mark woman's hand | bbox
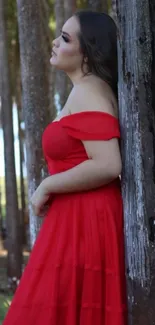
[31,181,51,217]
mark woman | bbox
[3,10,127,325]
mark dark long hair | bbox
[75,10,118,97]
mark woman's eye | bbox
[62,35,69,43]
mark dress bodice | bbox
[42,111,120,175]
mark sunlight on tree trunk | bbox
[16,70,27,246]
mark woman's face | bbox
[50,16,83,73]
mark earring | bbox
[84,57,88,63]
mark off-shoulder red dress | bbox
[3,111,127,325]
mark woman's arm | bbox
[31,138,121,216]
[42,138,122,194]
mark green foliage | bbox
[0,295,12,323]
[46,0,55,35]
[1,206,6,220]
[48,0,89,37]
[77,0,88,9]
[7,0,17,45]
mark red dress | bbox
[3,111,128,325]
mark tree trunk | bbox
[149,0,155,173]
[16,70,26,246]
[102,0,108,13]
[64,0,77,94]
[13,21,27,247]
[0,191,2,242]
[64,0,76,20]
[40,0,56,120]
[17,106,27,246]
[16,0,50,247]
[54,0,67,112]
[109,0,117,23]
[88,0,102,12]
[0,0,22,281]
[116,0,155,324]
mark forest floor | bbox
[0,239,30,323]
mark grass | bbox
[0,294,12,324]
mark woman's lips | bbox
[52,50,57,56]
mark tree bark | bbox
[102,0,108,13]
[116,0,155,323]
[16,0,50,247]
[88,0,102,12]
[40,0,56,120]
[109,0,117,23]
[16,70,27,246]
[64,0,77,94]
[149,0,155,180]
[54,0,67,112]
[0,191,2,242]
[64,0,76,20]
[17,106,27,246]
[0,0,22,281]
[13,26,27,247]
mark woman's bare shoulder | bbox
[67,82,118,118]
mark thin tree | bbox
[116,0,155,323]
[64,0,76,20]
[102,0,108,13]
[16,0,50,247]
[0,190,2,242]
[88,0,102,12]
[12,24,27,247]
[54,0,67,112]
[110,0,117,22]
[0,0,22,283]
[64,0,77,94]
[40,0,56,120]
[54,0,77,112]
[16,70,27,246]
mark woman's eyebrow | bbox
[61,29,71,39]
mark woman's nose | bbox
[52,37,59,48]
